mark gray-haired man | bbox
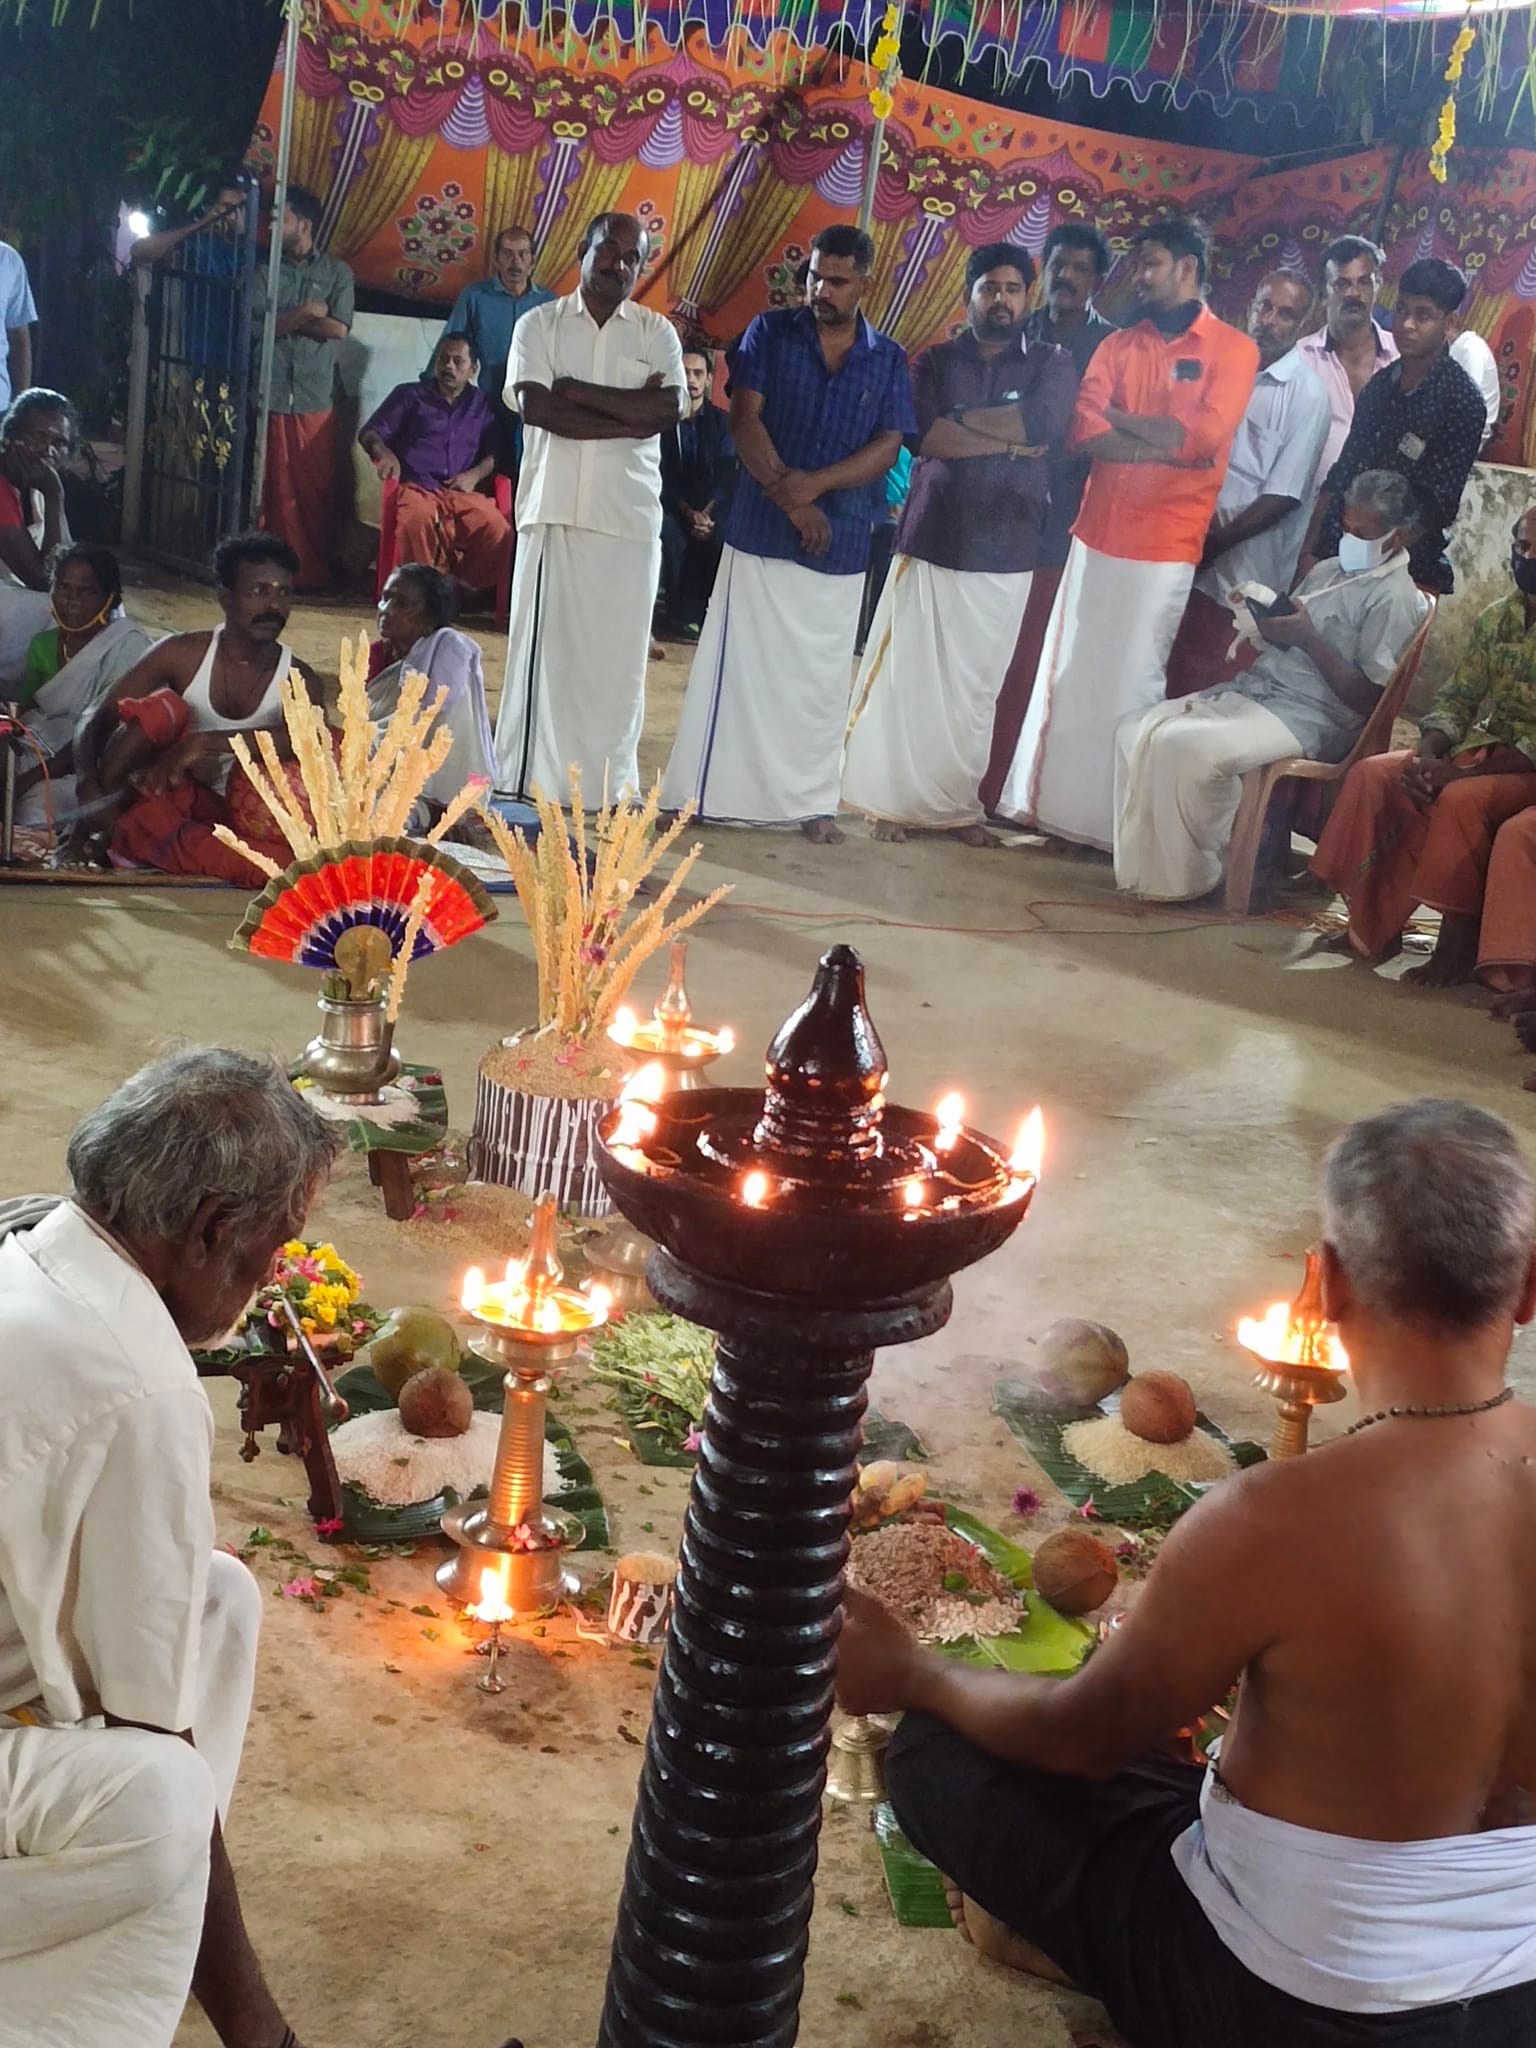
[840,1096,1536,2048]
[0,1049,340,2048]
[1114,467,1429,902]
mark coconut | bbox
[397,1366,474,1439]
[366,1305,461,1400]
[1027,1319,1130,1410]
[1120,1370,1198,1446]
[1030,1528,1119,1615]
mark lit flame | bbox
[610,1099,659,1150]
[620,1060,666,1102]
[538,1298,562,1334]
[1010,1107,1045,1182]
[503,1253,525,1292]
[741,1170,770,1207]
[587,1282,612,1317]
[461,1265,485,1313]
[935,1091,965,1153]
[718,1026,736,1056]
[1237,1301,1349,1372]
[471,1562,512,1625]
[903,1179,924,1209]
[610,1006,639,1048]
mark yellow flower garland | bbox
[869,0,900,125]
[1430,22,1476,185]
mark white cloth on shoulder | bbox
[842,555,1032,831]
[997,538,1193,851]
[15,615,154,827]
[662,545,858,825]
[494,522,656,802]
[368,625,493,806]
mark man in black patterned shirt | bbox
[1298,257,1485,595]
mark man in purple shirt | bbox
[360,334,511,595]
[842,242,1076,844]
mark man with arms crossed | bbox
[493,212,683,802]
[842,1096,1536,2046]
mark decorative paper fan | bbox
[216,637,501,1021]
[232,839,495,973]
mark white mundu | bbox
[661,546,860,825]
[997,537,1193,850]
[0,1200,261,2048]
[494,290,684,802]
[843,555,1032,830]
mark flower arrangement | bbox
[1429,22,1476,185]
[869,0,901,122]
[245,1239,382,1348]
[586,1311,714,1456]
[481,772,731,1065]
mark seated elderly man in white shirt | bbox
[1115,468,1429,904]
[1164,270,1332,698]
[493,211,684,804]
[0,1048,341,2048]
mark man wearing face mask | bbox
[841,243,1075,845]
[1163,269,1330,698]
[1313,507,1536,983]
[995,217,1258,852]
[1298,257,1485,597]
[1115,469,1426,903]
[0,1050,341,2048]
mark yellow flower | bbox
[881,0,899,27]
[870,85,894,119]
[1445,22,1475,80]
[873,34,899,67]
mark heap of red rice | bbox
[848,1521,1022,1641]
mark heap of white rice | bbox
[331,1409,515,1507]
[1062,1413,1235,1487]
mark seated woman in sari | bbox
[6,543,152,832]
[370,562,493,833]
[0,388,73,685]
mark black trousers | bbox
[887,1713,1536,2048]
[659,509,723,630]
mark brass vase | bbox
[301,992,401,1104]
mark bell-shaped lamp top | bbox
[753,945,889,1166]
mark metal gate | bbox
[124,186,261,574]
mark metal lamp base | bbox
[435,1503,581,1615]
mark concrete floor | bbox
[5,567,1536,2048]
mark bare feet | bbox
[941,1875,1077,1986]
[1402,911,1478,988]
[801,816,844,845]
[871,820,908,843]
[954,823,999,849]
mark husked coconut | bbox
[397,1366,474,1439]
[1030,1527,1119,1615]
[1120,1370,1198,1446]
[1019,1320,1130,1410]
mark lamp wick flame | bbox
[461,1264,486,1313]
[1011,1106,1045,1181]
[741,1169,770,1207]
[472,1562,512,1624]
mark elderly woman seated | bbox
[1113,468,1428,905]
[369,561,494,838]
[5,543,152,833]
[0,387,76,685]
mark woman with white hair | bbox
[1114,466,1428,904]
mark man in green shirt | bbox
[1313,506,1536,983]
[252,186,353,591]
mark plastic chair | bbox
[1222,594,1437,916]
[374,473,515,615]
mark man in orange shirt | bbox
[996,218,1258,849]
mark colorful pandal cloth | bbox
[842,555,1033,832]
[1311,747,1536,961]
[493,523,657,803]
[661,544,859,826]
[997,539,1194,851]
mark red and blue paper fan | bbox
[230,839,497,972]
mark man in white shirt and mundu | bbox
[0,1049,340,2048]
[493,211,685,803]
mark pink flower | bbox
[1011,1486,1042,1519]
[279,1576,320,1599]
[1075,1496,1099,1521]
[314,1517,345,1537]
[683,1428,702,1452]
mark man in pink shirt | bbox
[1297,236,1397,494]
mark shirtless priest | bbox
[841,1096,1536,2048]
[0,1051,341,2048]
[56,531,321,879]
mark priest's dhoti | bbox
[1114,690,1302,900]
[495,524,658,802]
[997,540,1194,851]
[0,1552,260,2048]
[842,556,1032,831]
[661,546,858,825]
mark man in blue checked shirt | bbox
[661,223,916,842]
